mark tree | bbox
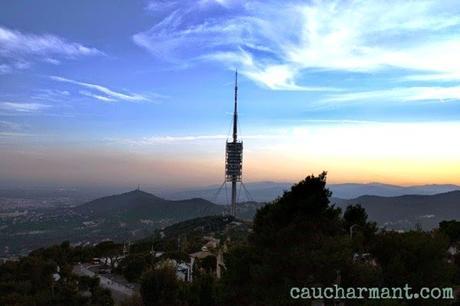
[439,220,460,244]
[182,273,218,306]
[91,287,114,306]
[221,173,363,305]
[0,243,115,306]
[198,256,217,274]
[140,267,180,306]
[120,254,150,282]
[119,294,144,306]
[371,231,455,289]
[344,204,368,230]
[344,204,377,252]
[94,241,122,268]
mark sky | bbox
[1,0,460,190]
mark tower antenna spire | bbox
[233,69,238,143]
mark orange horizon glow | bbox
[1,122,459,188]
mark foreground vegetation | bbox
[0,241,113,305]
[2,173,460,305]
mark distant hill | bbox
[163,182,460,203]
[332,190,460,230]
[0,189,264,257]
[76,189,223,221]
[329,183,460,199]
[75,189,263,222]
[4,187,460,257]
[163,181,292,204]
[71,190,263,251]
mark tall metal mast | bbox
[233,70,238,143]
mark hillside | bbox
[5,187,460,257]
[139,215,252,245]
[330,183,460,199]
[160,215,238,238]
[2,190,263,257]
[135,215,253,257]
[333,190,460,230]
[76,189,223,221]
[164,182,460,203]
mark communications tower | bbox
[225,71,243,216]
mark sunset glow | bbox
[1,0,460,189]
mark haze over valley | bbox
[2,182,460,258]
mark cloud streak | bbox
[111,133,276,146]
[50,76,148,102]
[0,26,102,57]
[0,25,102,73]
[0,120,22,131]
[0,102,50,112]
[325,86,460,103]
[135,0,460,92]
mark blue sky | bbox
[1,0,460,189]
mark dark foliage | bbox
[220,173,358,304]
[140,267,180,306]
[440,220,460,244]
[0,243,113,306]
[3,174,459,306]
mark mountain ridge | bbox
[333,190,460,230]
[162,182,460,203]
[77,187,460,232]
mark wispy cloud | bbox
[0,25,102,73]
[0,64,11,74]
[111,133,275,146]
[0,102,50,112]
[31,89,70,102]
[325,86,460,103]
[135,0,460,91]
[0,120,22,131]
[79,90,117,102]
[0,120,33,140]
[132,135,228,144]
[0,61,30,74]
[43,58,61,65]
[50,76,148,102]
[145,0,179,12]
[402,73,460,82]
[0,26,102,57]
